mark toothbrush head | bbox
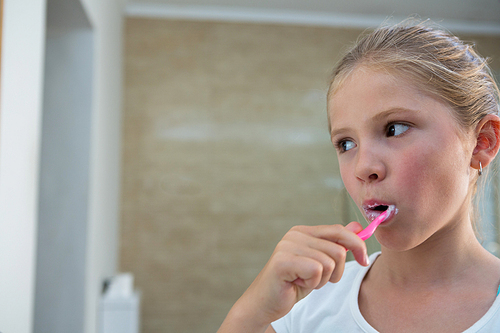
[357,205,396,241]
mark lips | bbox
[362,201,397,223]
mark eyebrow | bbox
[329,107,420,137]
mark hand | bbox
[218,222,369,333]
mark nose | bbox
[354,146,386,183]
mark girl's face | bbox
[328,67,476,251]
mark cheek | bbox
[338,163,357,198]
[395,152,435,204]
[394,145,469,213]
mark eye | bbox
[386,123,410,137]
[336,139,356,153]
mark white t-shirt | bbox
[271,252,500,333]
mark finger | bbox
[328,245,347,283]
[291,234,348,283]
[345,222,370,266]
[281,230,351,285]
[276,238,337,289]
[345,221,364,234]
[293,224,369,267]
[274,252,323,291]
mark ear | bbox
[471,114,500,171]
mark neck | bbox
[374,220,493,287]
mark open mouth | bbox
[363,203,395,223]
[372,205,389,212]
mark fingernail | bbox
[364,253,370,266]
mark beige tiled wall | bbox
[121,18,500,333]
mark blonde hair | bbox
[328,20,500,234]
[328,20,500,130]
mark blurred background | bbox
[1,1,500,333]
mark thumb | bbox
[345,221,364,234]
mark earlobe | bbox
[471,114,500,171]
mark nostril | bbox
[369,173,378,180]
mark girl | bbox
[218,20,500,332]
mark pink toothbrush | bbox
[357,205,395,241]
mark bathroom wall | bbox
[0,0,124,332]
[121,17,500,333]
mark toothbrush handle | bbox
[357,228,374,241]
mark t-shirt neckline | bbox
[348,252,500,333]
